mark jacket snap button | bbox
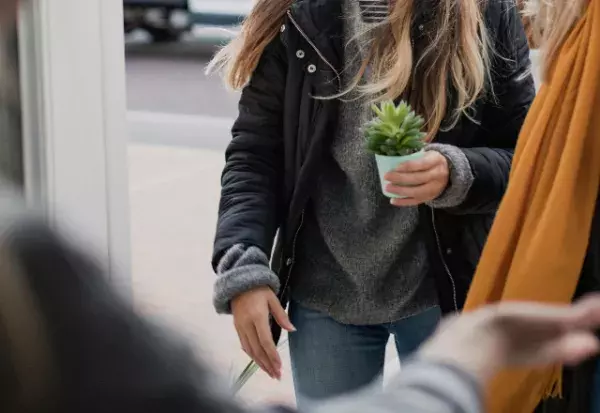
[296,50,305,59]
[418,24,424,31]
[280,24,286,32]
[446,248,453,255]
[307,64,317,73]
[286,258,293,266]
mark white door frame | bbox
[17,0,131,288]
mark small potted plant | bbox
[364,100,428,198]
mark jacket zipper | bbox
[279,210,305,297]
[286,10,342,90]
[430,207,459,312]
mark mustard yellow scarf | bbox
[463,1,600,412]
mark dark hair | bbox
[0,217,245,413]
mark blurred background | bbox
[0,0,542,407]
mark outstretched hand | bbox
[418,295,600,383]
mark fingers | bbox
[383,151,449,205]
[238,330,272,378]
[269,296,296,332]
[493,299,600,331]
[234,297,280,379]
[246,326,279,379]
[535,333,600,367]
[566,294,600,330]
[255,318,282,379]
[237,319,279,379]
[393,151,442,173]
[387,182,441,203]
[234,293,295,380]
[384,169,438,187]
[384,151,447,183]
[390,197,423,207]
[492,299,600,368]
[556,333,600,366]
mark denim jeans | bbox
[288,301,441,408]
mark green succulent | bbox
[364,100,427,157]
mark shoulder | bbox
[287,0,344,36]
[483,0,519,18]
[290,0,342,15]
[482,0,528,57]
[482,0,521,35]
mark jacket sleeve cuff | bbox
[213,244,280,314]
[426,143,474,209]
[306,359,483,413]
[386,360,484,413]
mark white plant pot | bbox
[375,151,425,199]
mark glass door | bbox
[0,22,23,188]
[16,0,132,287]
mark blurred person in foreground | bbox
[0,0,17,20]
[460,0,600,412]
[2,186,600,413]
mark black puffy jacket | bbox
[212,0,535,338]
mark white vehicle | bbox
[188,0,252,27]
[124,0,251,43]
[124,0,192,42]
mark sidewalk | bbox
[128,143,295,404]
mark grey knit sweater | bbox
[288,0,433,324]
[213,0,475,319]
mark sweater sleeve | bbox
[213,244,280,314]
[303,360,483,413]
[426,143,475,209]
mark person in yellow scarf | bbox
[463,0,600,412]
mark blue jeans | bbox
[288,301,441,407]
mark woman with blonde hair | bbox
[461,0,600,412]
[209,0,534,406]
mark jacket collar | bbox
[287,0,433,74]
[288,0,344,72]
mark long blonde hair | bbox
[208,0,492,139]
[524,0,587,80]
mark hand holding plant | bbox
[365,100,449,205]
[384,152,449,206]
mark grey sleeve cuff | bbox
[385,360,483,413]
[213,244,280,314]
[426,143,474,209]
[307,360,482,413]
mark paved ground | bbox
[125,37,541,406]
[126,41,238,118]
[128,144,298,405]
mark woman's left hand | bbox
[384,151,449,207]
